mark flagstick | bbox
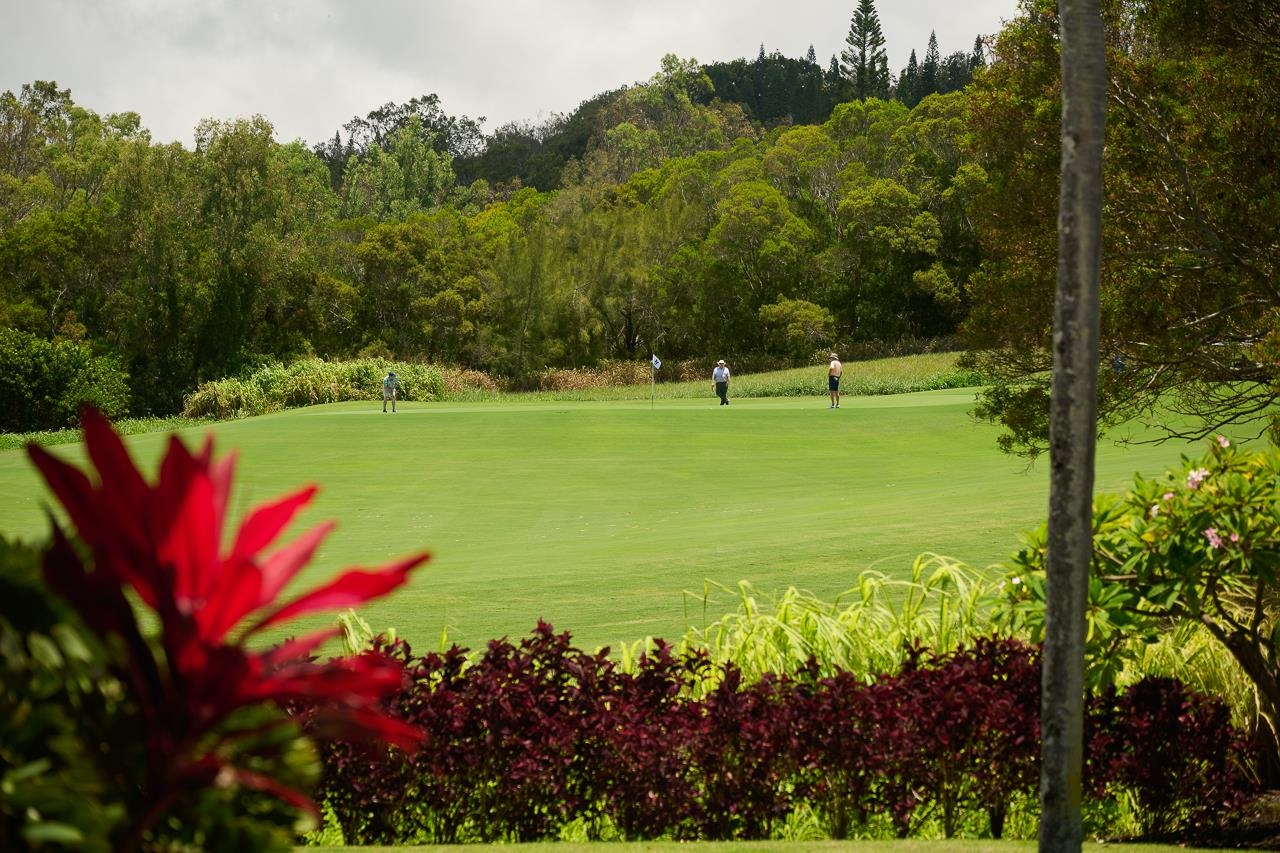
[650,354,661,408]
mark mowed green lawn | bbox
[0,389,1212,653]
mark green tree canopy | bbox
[962,0,1280,456]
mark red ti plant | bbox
[26,407,429,850]
[1087,677,1257,839]
[794,665,882,840]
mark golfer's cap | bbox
[717,359,726,365]
[830,353,839,359]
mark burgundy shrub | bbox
[1087,676,1258,839]
[579,641,706,840]
[683,664,803,840]
[391,641,476,843]
[434,621,608,842]
[867,638,1041,838]
[311,623,1253,846]
[309,638,423,844]
[793,666,881,839]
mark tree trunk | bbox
[1041,2,1106,853]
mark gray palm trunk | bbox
[1041,1,1106,852]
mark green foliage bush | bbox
[997,435,1280,776]
[0,534,308,852]
[182,358,451,419]
[0,536,122,849]
[0,328,129,432]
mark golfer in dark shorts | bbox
[828,353,842,408]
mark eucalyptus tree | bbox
[472,187,558,380]
[337,93,485,161]
[191,116,334,378]
[578,55,758,186]
[0,85,148,348]
[702,179,816,351]
[836,177,945,340]
[822,98,909,179]
[895,92,985,319]
[106,137,206,412]
[353,207,486,361]
[337,116,455,220]
[762,125,843,240]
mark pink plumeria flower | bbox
[1162,492,1175,502]
[1229,532,1241,544]
[1204,527,1224,549]
[1187,468,1210,489]
[1216,434,1231,448]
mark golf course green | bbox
[0,389,1216,653]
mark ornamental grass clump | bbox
[182,358,450,418]
[4,407,430,852]
[684,554,998,682]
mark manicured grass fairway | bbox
[0,390,1211,653]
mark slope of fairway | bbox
[0,390,1213,652]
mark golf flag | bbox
[651,354,662,370]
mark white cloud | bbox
[1,0,1019,147]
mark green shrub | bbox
[182,376,273,420]
[0,328,130,432]
[182,358,457,419]
[0,536,126,847]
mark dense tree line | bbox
[961,0,1280,454]
[0,50,981,421]
[465,26,986,192]
[2,0,1274,454]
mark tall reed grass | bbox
[181,358,461,419]
[615,554,1002,684]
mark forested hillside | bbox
[2,0,1275,452]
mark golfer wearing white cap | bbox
[712,359,731,405]
[382,370,400,413]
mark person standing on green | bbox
[712,359,731,405]
[827,353,842,408]
[382,370,400,413]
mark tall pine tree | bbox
[839,0,891,100]
[898,49,921,106]
[969,35,986,71]
[919,30,941,100]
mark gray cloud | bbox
[1,0,1019,147]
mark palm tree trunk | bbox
[1041,2,1107,853]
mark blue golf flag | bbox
[651,354,661,370]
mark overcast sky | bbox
[3,0,1022,148]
